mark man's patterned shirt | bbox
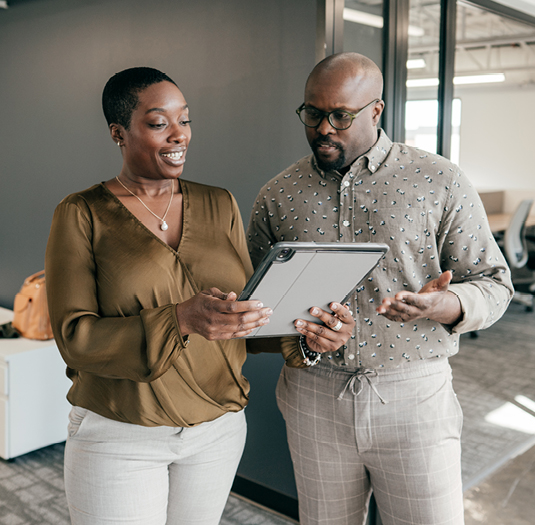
[246,130,513,369]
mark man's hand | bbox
[376,271,462,326]
[294,302,356,353]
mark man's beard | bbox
[312,138,346,172]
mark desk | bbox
[487,213,535,234]
[0,307,71,459]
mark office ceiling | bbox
[4,0,535,86]
[346,0,535,87]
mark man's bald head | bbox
[302,52,385,173]
[306,52,383,101]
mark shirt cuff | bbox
[171,303,190,348]
[447,283,490,334]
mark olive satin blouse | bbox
[45,180,253,427]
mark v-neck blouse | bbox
[45,179,253,427]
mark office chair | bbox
[502,199,534,311]
[469,199,534,339]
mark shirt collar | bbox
[311,128,392,179]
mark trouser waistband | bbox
[311,357,451,404]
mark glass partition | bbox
[405,98,461,163]
[454,1,535,196]
[405,0,441,152]
[343,0,384,68]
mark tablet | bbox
[239,242,389,338]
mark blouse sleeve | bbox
[227,191,254,282]
[45,198,189,383]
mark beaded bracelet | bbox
[298,335,321,367]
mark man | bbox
[246,53,513,525]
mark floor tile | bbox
[464,442,535,525]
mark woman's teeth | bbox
[162,152,183,159]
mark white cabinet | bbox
[0,307,71,459]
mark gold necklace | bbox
[115,176,174,231]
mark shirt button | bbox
[343,181,350,187]
[343,220,350,227]
[348,354,355,360]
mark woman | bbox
[45,67,273,524]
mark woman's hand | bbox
[294,302,355,353]
[176,288,272,340]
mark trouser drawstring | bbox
[337,369,388,404]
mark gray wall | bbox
[0,0,316,501]
[0,0,314,306]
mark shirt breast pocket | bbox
[367,206,429,272]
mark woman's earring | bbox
[117,141,121,147]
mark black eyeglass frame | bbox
[296,98,382,130]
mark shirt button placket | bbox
[339,176,352,239]
[339,173,354,364]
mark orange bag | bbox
[12,270,54,340]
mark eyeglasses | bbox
[296,98,381,130]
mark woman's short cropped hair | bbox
[102,67,178,129]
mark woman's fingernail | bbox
[257,302,264,308]
[262,318,270,325]
[266,308,273,316]
[295,320,304,327]
[331,303,338,310]
[311,308,318,315]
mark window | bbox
[405,98,461,164]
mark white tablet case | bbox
[240,242,388,338]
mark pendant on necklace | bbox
[161,221,169,231]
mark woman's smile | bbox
[160,148,186,167]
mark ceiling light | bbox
[407,59,426,69]
[343,8,382,28]
[408,26,425,38]
[407,73,506,88]
[453,73,505,85]
[343,8,425,37]
[407,78,440,88]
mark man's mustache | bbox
[312,137,342,150]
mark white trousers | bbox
[277,358,464,525]
[64,407,246,525]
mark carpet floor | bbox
[1,301,534,524]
